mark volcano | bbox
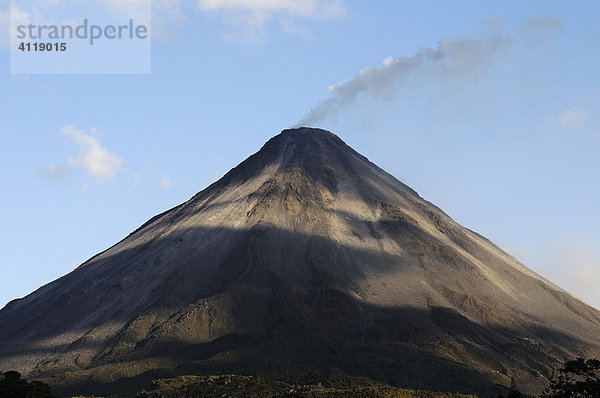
[1,128,599,396]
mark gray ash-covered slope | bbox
[1,128,600,396]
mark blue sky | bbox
[0,0,599,309]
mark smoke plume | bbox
[297,18,559,127]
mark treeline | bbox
[505,357,600,398]
[136,373,478,398]
[0,370,54,398]
[136,357,600,398]
[2,357,598,397]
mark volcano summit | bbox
[1,128,599,396]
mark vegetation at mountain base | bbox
[6,357,600,397]
[500,390,527,398]
[135,371,479,398]
[133,360,600,398]
[64,358,600,398]
[0,370,55,398]
[541,357,600,398]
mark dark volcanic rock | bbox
[1,128,599,396]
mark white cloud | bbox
[197,0,345,18]
[131,172,141,189]
[96,0,148,14]
[219,8,269,41]
[61,125,123,182]
[68,257,81,269]
[279,18,314,38]
[560,107,591,130]
[197,0,345,40]
[38,164,71,180]
[3,4,51,49]
[158,176,172,188]
[2,0,341,46]
[537,241,600,310]
[0,7,7,48]
[93,0,152,25]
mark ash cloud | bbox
[297,18,560,127]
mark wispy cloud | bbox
[95,0,151,17]
[538,240,600,310]
[158,176,172,188]
[197,0,345,19]
[279,18,314,38]
[0,4,30,49]
[197,0,346,41]
[0,5,8,48]
[2,0,343,47]
[560,107,591,130]
[131,172,141,189]
[68,257,81,270]
[60,125,123,182]
[38,164,71,181]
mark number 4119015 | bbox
[18,42,67,52]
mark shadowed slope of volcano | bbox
[1,128,600,396]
